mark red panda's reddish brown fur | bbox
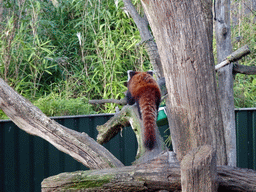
[126,71,161,150]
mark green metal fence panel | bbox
[252,111,256,170]
[3,109,256,192]
[0,114,169,192]
[236,110,250,168]
[235,108,256,170]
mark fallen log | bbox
[42,151,256,192]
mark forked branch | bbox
[97,104,167,164]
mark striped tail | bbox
[139,93,158,150]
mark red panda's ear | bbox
[147,70,154,76]
[127,70,136,81]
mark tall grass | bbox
[0,0,254,120]
[231,0,256,108]
[0,0,151,118]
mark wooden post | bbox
[181,145,218,192]
[215,0,236,167]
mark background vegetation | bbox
[0,0,255,119]
[231,0,256,107]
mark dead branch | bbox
[123,0,164,78]
[89,98,127,105]
[215,45,251,70]
[233,64,256,75]
[42,151,181,192]
[96,105,130,145]
[97,104,167,164]
[0,78,124,169]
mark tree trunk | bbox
[141,0,227,165]
[181,145,218,192]
[215,0,237,167]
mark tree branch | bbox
[233,64,256,75]
[96,105,131,145]
[42,152,181,192]
[214,44,256,75]
[123,0,152,43]
[89,98,127,105]
[215,45,251,70]
[0,78,124,169]
[97,104,167,164]
[123,0,164,78]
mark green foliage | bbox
[34,93,94,117]
[234,74,256,108]
[0,0,255,120]
[231,5,256,108]
[0,0,150,118]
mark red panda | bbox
[126,70,161,150]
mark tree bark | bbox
[141,0,227,165]
[215,0,236,167]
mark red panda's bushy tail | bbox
[139,89,159,150]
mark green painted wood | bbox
[123,126,137,165]
[33,130,48,190]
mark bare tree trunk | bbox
[215,0,236,167]
[141,0,227,165]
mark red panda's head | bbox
[127,70,154,83]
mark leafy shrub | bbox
[34,93,95,117]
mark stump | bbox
[181,145,217,192]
